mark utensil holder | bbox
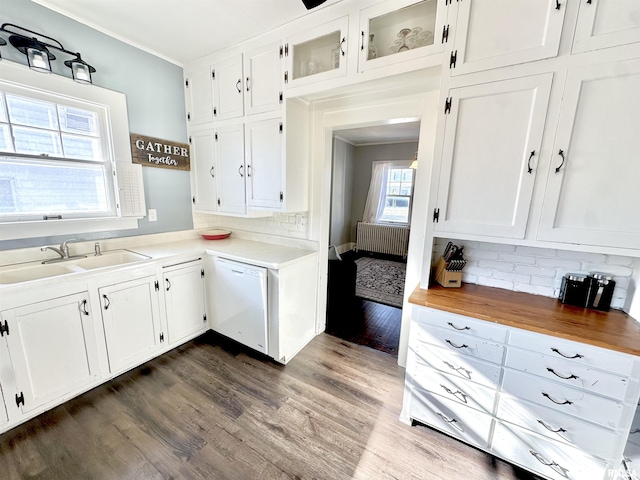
[434,256,462,288]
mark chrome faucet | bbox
[41,239,86,263]
[41,244,66,259]
[60,239,76,258]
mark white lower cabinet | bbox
[403,304,640,480]
[0,292,100,414]
[164,260,207,346]
[98,276,163,374]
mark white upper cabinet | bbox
[358,0,447,73]
[185,64,215,126]
[99,276,163,374]
[434,73,553,239]
[245,117,284,210]
[213,54,245,120]
[189,129,218,213]
[244,43,282,115]
[538,59,640,250]
[285,16,349,88]
[1,292,100,414]
[451,0,566,76]
[572,0,640,54]
[216,123,247,215]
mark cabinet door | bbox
[185,64,214,126]
[99,276,163,373]
[190,129,218,212]
[451,0,565,76]
[213,54,244,120]
[358,0,447,73]
[434,73,553,238]
[216,123,247,215]
[245,117,284,210]
[2,292,99,414]
[572,0,640,54]
[285,16,348,88]
[538,59,640,249]
[244,43,282,115]
[164,262,206,346]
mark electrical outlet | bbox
[148,209,157,222]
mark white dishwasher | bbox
[212,257,269,354]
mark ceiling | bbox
[32,0,344,65]
[334,121,421,146]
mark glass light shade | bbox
[71,62,92,84]
[27,46,51,73]
[409,159,418,169]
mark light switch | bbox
[148,209,157,222]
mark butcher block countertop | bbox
[409,283,640,357]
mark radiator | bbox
[356,222,410,257]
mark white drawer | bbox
[412,362,497,414]
[413,342,502,389]
[501,369,628,429]
[413,323,505,365]
[409,387,493,450]
[414,306,508,343]
[505,347,632,402]
[509,329,636,377]
[497,395,621,460]
[492,422,609,480]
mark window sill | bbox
[0,217,140,241]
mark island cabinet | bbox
[0,290,101,416]
[97,274,164,375]
[402,284,640,480]
[449,0,565,76]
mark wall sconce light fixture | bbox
[0,23,96,84]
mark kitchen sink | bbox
[0,249,151,284]
[72,250,150,270]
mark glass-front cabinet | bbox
[285,16,349,88]
[358,0,448,72]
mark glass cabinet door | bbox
[359,0,448,72]
[285,16,349,88]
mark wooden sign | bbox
[130,134,190,171]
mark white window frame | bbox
[379,161,415,226]
[0,61,140,241]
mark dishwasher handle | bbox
[231,269,244,275]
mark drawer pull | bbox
[630,429,640,435]
[529,450,569,477]
[551,347,584,359]
[546,367,578,380]
[447,322,470,331]
[436,412,458,424]
[445,339,468,349]
[537,419,567,434]
[443,361,472,380]
[440,384,468,403]
[542,392,573,406]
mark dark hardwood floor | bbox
[0,332,540,480]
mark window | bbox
[0,88,114,222]
[379,166,414,224]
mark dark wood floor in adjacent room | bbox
[0,332,541,480]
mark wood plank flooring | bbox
[0,332,541,480]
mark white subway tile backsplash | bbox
[193,211,310,240]
[435,238,636,310]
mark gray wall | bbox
[329,138,355,247]
[350,142,419,240]
[0,0,191,250]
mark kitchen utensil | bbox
[559,273,590,307]
[443,242,453,260]
[198,229,231,240]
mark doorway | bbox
[325,121,420,356]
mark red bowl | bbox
[198,229,231,240]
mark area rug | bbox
[354,257,406,308]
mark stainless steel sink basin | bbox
[0,249,151,284]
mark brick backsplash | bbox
[433,239,635,310]
[192,211,309,239]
